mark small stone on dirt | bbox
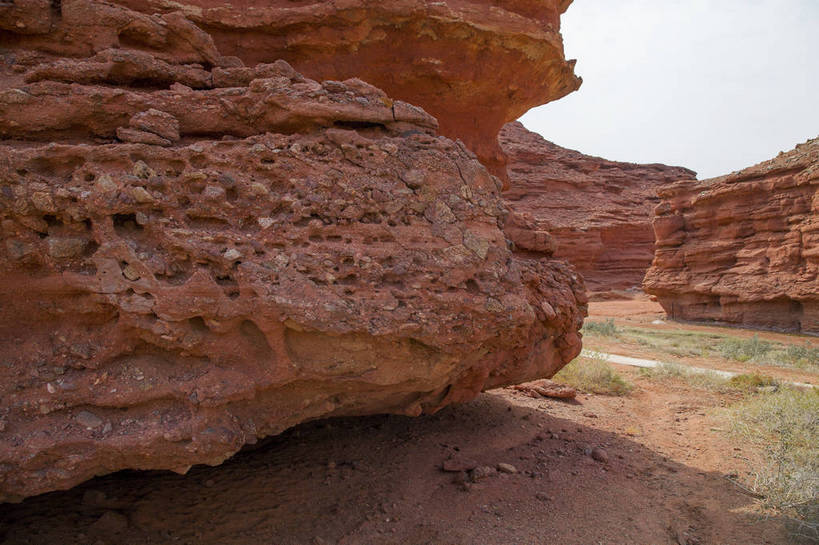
[497,463,518,474]
[535,492,550,502]
[469,466,496,482]
[442,457,479,472]
[89,511,128,535]
[591,447,609,463]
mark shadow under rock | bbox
[0,393,791,545]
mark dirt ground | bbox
[0,300,806,545]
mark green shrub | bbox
[582,319,619,337]
[719,334,773,362]
[781,343,819,370]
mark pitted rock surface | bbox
[0,2,585,501]
[500,122,696,293]
[644,138,818,334]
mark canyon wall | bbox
[644,138,818,334]
[0,1,585,501]
[500,122,696,293]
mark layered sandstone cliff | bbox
[57,0,581,181]
[500,122,697,292]
[0,1,585,501]
[644,138,818,334]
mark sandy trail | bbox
[583,349,817,389]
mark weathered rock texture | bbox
[0,1,585,501]
[14,0,582,180]
[644,138,819,334]
[500,122,697,292]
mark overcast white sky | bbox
[519,0,819,179]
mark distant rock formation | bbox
[0,1,585,501]
[644,138,818,334]
[500,122,696,293]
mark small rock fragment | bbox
[442,457,479,472]
[223,248,241,260]
[469,466,496,482]
[591,447,609,464]
[132,161,155,179]
[512,379,576,399]
[130,187,155,204]
[497,463,518,474]
[89,511,128,535]
[129,109,180,142]
[116,127,172,147]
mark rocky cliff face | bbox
[71,0,582,181]
[0,1,585,501]
[500,122,696,292]
[644,138,818,334]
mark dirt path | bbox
[584,349,817,389]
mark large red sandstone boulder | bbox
[644,138,818,334]
[0,1,585,501]
[500,122,696,293]
[3,0,581,180]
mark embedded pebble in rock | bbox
[0,1,586,502]
[75,411,104,430]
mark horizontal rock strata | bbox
[0,1,586,501]
[644,138,818,334]
[500,122,696,292]
[20,0,582,180]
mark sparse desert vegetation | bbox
[638,361,778,393]
[582,300,819,543]
[725,388,819,542]
[553,354,633,396]
[582,320,819,371]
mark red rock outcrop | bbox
[0,1,586,501]
[2,0,581,180]
[644,138,818,334]
[500,122,697,293]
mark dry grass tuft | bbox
[553,355,632,396]
[581,319,619,337]
[639,362,778,393]
[725,388,819,542]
